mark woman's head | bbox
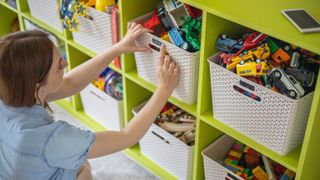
[0,30,67,108]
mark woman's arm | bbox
[87,45,180,158]
[46,23,150,102]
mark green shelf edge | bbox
[200,111,300,172]
[125,70,198,117]
[0,1,18,13]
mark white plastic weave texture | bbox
[208,53,314,155]
[133,104,194,180]
[27,0,62,32]
[72,7,113,53]
[202,135,244,180]
[80,84,123,130]
[131,13,200,104]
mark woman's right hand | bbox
[157,45,180,96]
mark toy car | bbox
[162,0,189,28]
[246,43,271,60]
[233,32,267,57]
[157,7,175,31]
[271,48,291,65]
[216,34,243,53]
[236,59,270,76]
[285,67,315,87]
[289,51,301,68]
[227,53,255,70]
[269,68,305,99]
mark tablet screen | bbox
[284,10,320,29]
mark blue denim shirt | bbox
[0,101,95,180]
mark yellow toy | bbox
[236,60,270,76]
[95,0,116,12]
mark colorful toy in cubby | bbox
[59,0,118,31]
[140,0,202,52]
[154,102,196,145]
[215,31,319,99]
[92,68,123,100]
[223,142,295,180]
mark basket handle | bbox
[151,131,170,144]
[233,85,261,102]
[89,90,105,102]
[148,38,163,52]
[225,172,242,180]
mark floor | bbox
[50,103,159,180]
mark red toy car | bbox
[233,32,267,57]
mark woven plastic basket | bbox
[27,0,62,32]
[208,53,314,155]
[80,84,123,130]
[72,7,113,53]
[129,12,200,104]
[202,135,244,180]
[132,102,194,180]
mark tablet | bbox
[282,9,320,33]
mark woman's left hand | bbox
[117,22,152,54]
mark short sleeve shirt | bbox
[0,101,95,180]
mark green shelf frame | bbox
[1,0,320,179]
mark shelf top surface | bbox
[201,111,300,172]
[182,0,320,54]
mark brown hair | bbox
[0,30,55,109]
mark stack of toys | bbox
[92,68,123,100]
[215,31,319,99]
[141,0,202,52]
[155,102,196,145]
[58,0,117,31]
[223,141,295,180]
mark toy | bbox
[266,38,280,54]
[271,48,291,65]
[289,51,301,68]
[143,10,161,31]
[233,32,267,57]
[59,0,91,31]
[269,68,305,99]
[169,28,184,46]
[285,67,315,87]
[252,166,268,180]
[216,34,243,53]
[104,71,123,100]
[246,43,271,60]
[227,54,255,70]
[157,7,175,31]
[236,60,270,77]
[180,16,201,51]
[184,4,202,19]
[160,33,172,42]
[162,0,189,28]
[95,0,116,12]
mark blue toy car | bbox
[216,34,243,53]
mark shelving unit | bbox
[1,0,319,179]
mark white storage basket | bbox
[129,13,200,104]
[208,53,314,155]
[27,0,62,32]
[132,102,194,180]
[202,135,244,180]
[72,7,113,53]
[80,84,123,130]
